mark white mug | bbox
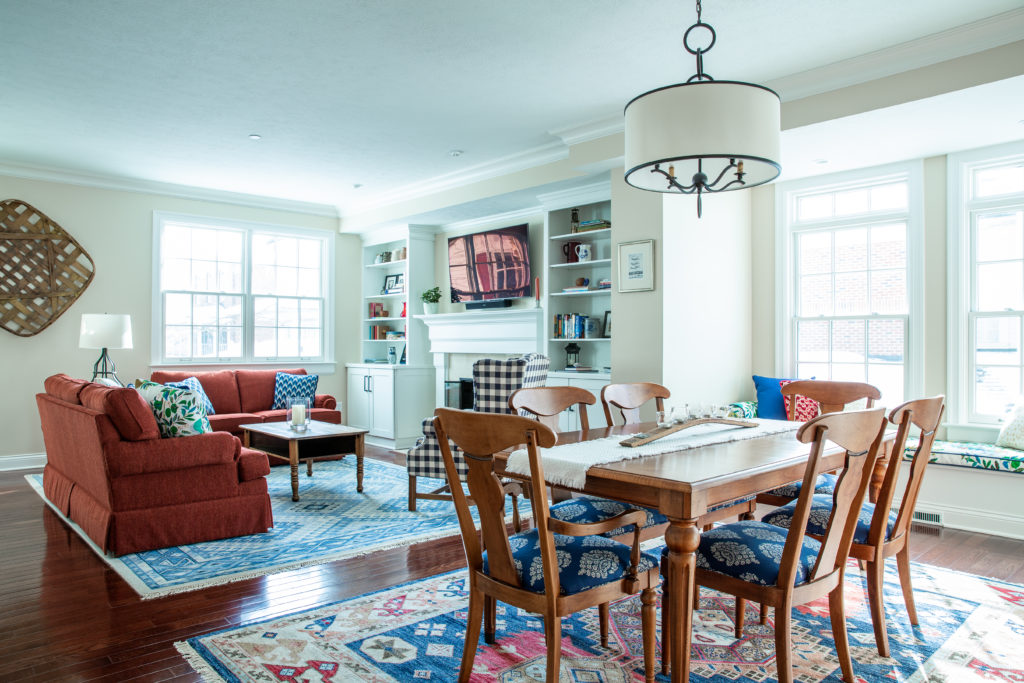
[575,244,592,262]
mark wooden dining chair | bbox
[757,380,882,506]
[763,395,945,657]
[600,382,670,426]
[509,385,596,432]
[661,408,887,683]
[433,407,660,683]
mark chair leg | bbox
[458,587,483,683]
[641,588,657,683]
[829,581,856,683]
[408,475,416,512]
[760,603,769,624]
[702,523,713,532]
[511,494,521,534]
[896,546,919,625]
[774,603,793,683]
[544,613,563,682]
[735,597,746,638]
[484,595,497,644]
[865,560,891,657]
[598,602,610,647]
[661,572,672,676]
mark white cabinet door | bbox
[346,369,371,431]
[369,369,395,438]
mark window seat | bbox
[904,438,1024,475]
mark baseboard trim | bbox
[0,453,46,471]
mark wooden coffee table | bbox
[240,421,368,501]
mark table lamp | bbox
[79,314,133,386]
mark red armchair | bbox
[37,374,273,555]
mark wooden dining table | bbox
[494,421,894,683]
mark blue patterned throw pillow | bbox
[271,372,318,409]
[165,376,215,415]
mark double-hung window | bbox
[779,164,922,406]
[950,143,1024,424]
[153,212,333,364]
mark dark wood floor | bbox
[3,448,1023,682]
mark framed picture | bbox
[602,310,611,338]
[383,274,399,292]
[395,273,406,291]
[617,239,654,292]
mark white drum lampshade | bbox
[79,314,133,385]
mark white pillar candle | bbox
[291,403,306,425]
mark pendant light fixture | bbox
[624,0,781,217]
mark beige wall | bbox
[662,191,753,407]
[0,174,360,459]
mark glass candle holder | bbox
[287,396,311,432]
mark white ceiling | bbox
[2,0,1023,224]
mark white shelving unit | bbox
[543,193,613,373]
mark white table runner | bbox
[505,418,800,488]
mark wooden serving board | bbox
[619,417,759,448]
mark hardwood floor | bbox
[2,449,1023,682]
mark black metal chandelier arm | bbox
[703,177,748,193]
[706,159,739,187]
[650,166,700,193]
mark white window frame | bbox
[948,140,1024,427]
[151,211,335,367]
[775,161,925,403]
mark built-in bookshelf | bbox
[542,188,612,373]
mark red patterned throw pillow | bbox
[779,380,820,421]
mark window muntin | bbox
[788,174,913,406]
[155,215,330,364]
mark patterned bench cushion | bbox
[549,495,667,538]
[661,520,821,587]
[905,439,1024,475]
[481,528,659,595]
[762,493,898,545]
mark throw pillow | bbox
[271,372,319,409]
[779,379,821,422]
[135,380,213,438]
[996,402,1024,450]
[752,375,795,420]
[164,376,216,415]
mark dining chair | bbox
[661,407,887,683]
[433,407,660,683]
[600,382,670,426]
[757,380,882,507]
[509,384,596,432]
[763,395,945,657]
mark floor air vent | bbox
[912,511,943,525]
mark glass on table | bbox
[656,407,674,428]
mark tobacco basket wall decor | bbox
[0,199,95,337]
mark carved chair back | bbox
[780,380,881,419]
[600,382,670,426]
[509,385,597,433]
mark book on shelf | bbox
[384,331,405,340]
[369,324,391,340]
[553,313,591,339]
[561,286,591,293]
[573,219,611,233]
[596,278,611,289]
[561,365,595,372]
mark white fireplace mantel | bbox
[415,308,545,404]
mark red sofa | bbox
[149,368,341,436]
[37,374,273,556]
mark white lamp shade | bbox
[624,80,781,192]
[79,314,133,350]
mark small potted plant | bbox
[421,286,442,314]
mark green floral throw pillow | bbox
[136,380,213,438]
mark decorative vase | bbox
[423,302,438,315]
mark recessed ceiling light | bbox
[248,134,262,141]
[812,158,829,165]
[448,149,464,158]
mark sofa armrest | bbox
[108,432,240,477]
[314,394,336,410]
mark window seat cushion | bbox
[905,439,1024,475]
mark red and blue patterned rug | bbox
[176,557,1024,681]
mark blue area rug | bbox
[26,458,509,599]
[176,560,1024,681]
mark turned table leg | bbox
[289,439,300,501]
[665,518,700,683]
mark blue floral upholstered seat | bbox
[548,493,757,538]
[762,493,899,544]
[661,520,822,587]
[483,527,660,595]
[763,472,838,498]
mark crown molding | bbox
[340,142,569,218]
[536,180,611,211]
[438,206,543,234]
[549,115,623,147]
[0,161,339,218]
[767,9,1024,101]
